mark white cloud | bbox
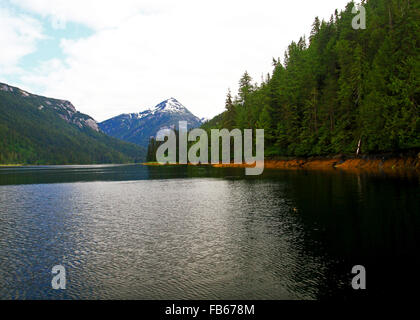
[0,7,44,75]
[10,0,351,121]
[10,0,173,30]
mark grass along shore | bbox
[143,153,420,174]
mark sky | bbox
[0,0,352,122]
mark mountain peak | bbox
[154,98,186,113]
[99,97,202,147]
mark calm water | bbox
[0,165,419,300]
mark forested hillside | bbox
[207,0,419,157]
[0,83,145,164]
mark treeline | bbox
[146,131,182,162]
[206,0,419,157]
[146,137,161,162]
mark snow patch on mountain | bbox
[154,98,186,113]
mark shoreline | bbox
[2,155,419,175]
[143,154,420,175]
[213,157,419,173]
[0,163,135,167]
[0,164,23,167]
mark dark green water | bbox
[0,165,419,300]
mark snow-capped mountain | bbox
[154,97,188,113]
[99,98,203,147]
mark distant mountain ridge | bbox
[1,83,100,132]
[0,82,145,164]
[99,98,202,147]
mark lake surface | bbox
[0,165,419,300]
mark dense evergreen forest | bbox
[0,86,145,165]
[203,0,419,158]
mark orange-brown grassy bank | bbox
[212,155,420,175]
[143,154,420,175]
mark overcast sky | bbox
[0,0,352,121]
